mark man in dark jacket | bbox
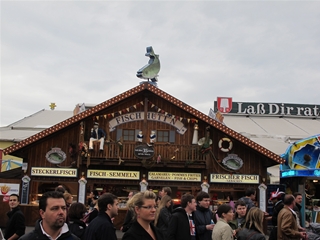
[167,193,197,240]
[84,193,119,240]
[19,191,79,240]
[5,194,25,240]
[193,191,214,240]
[229,200,247,238]
[89,122,106,150]
[293,192,303,227]
[268,188,284,240]
[238,187,256,211]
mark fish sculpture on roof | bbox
[136,46,160,83]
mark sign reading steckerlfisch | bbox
[214,100,320,117]
[148,172,201,182]
[87,170,140,180]
[210,174,259,184]
[31,167,77,177]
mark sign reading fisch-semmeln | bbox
[214,101,320,117]
[31,167,77,177]
[210,174,259,184]
[87,170,140,180]
[148,172,201,182]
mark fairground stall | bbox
[280,134,320,226]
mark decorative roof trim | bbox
[3,83,284,164]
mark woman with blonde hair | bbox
[154,195,172,236]
[122,191,164,240]
[237,207,266,240]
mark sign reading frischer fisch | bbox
[214,99,320,117]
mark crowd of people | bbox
[1,185,309,240]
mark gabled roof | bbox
[3,83,284,164]
[0,109,73,141]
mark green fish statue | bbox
[137,46,160,82]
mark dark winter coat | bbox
[229,217,246,238]
[68,218,86,240]
[19,220,79,240]
[193,205,213,240]
[84,212,117,240]
[5,206,25,239]
[91,128,106,139]
[237,228,266,240]
[122,209,134,232]
[156,206,171,236]
[271,200,284,226]
[293,203,302,226]
[122,220,165,240]
[167,207,194,240]
[88,208,98,223]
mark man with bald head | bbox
[277,194,306,240]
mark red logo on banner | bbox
[217,97,232,113]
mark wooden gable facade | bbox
[1,83,284,227]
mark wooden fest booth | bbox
[0,83,283,230]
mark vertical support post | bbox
[78,172,87,204]
[298,183,305,227]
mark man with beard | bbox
[84,193,119,240]
[19,191,79,240]
[293,192,303,227]
[4,194,25,240]
[193,191,214,240]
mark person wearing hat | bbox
[89,122,106,151]
[268,188,285,240]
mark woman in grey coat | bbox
[211,204,234,240]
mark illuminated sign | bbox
[31,167,77,177]
[281,169,320,178]
[148,172,201,182]
[214,101,320,117]
[210,174,259,184]
[87,170,140,180]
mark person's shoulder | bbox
[228,219,237,228]
[152,225,165,240]
[70,233,81,240]
[122,231,139,240]
[18,231,36,240]
[122,224,141,240]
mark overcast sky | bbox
[1,1,319,127]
